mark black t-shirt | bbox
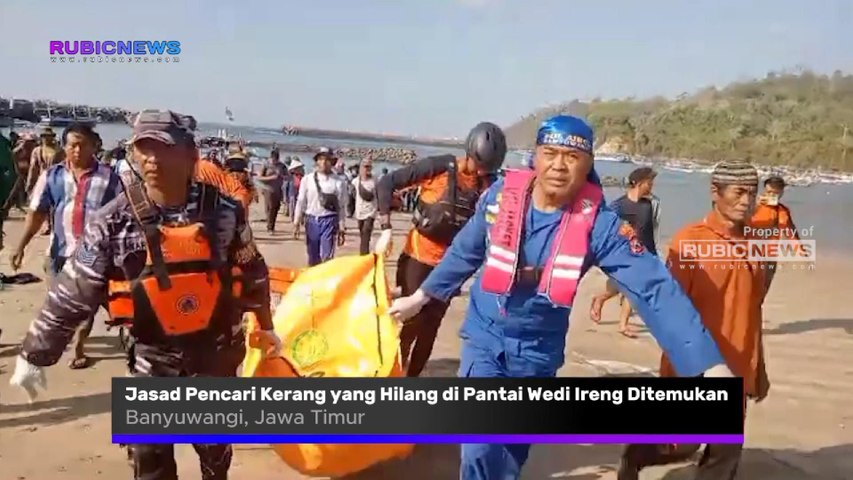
[611,195,657,255]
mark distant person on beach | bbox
[3,132,37,218]
[375,122,506,378]
[26,127,61,195]
[8,110,281,478]
[293,147,348,266]
[27,127,63,236]
[256,150,288,233]
[649,191,661,247]
[286,157,304,221]
[351,159,377,255]
[619,161,768,480]
[346,163,359,218]
[387,115,732,479]
[0,131,14,249]
[750,175,800,291]
[589,167,659,338]
[9,123,122,370]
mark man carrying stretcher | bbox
[388,114,733,480]
[9,110,282,480]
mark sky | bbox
[1,0,851,138]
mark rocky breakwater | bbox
[245,141,418,163]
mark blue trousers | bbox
[306,214,338,266]
[458,339,559,480]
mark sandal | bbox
[68,356,92,369]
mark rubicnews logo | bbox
[678,239,817,263]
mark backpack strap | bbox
[197,183,225,270]
[119,176,171,290]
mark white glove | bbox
[257,329,283,358]
[374,229,393,257]
[9,355,47,402]
[387,289,430,323]
[703,364,735,377]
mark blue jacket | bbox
[419,177,724,377]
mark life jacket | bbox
[480,169,603,308]
[411,158,482,245]
[105,180,244,343]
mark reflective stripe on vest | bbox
[480,168,603,308]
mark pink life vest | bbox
[480,169,603,308]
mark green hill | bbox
[504,71,853,170]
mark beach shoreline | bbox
[0,204,850,479]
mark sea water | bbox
[5,123,852,255]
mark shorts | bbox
[605,278,620,295]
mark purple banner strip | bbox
[113,434,744,445]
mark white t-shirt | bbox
[351,177,377,220]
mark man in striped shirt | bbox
[8,123,122,369]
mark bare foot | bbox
[619,327,638,339]
[589,295,605,323]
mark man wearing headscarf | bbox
[618,161,768,480]
[388,115,732,480]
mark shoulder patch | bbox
[75,243,99,267]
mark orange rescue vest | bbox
[105,181,243,343]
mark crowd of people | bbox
[0,110,803,480]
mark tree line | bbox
[504,70,853,171]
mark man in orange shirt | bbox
[195,157,253,211]
[618,161,770,480]
[375,122,507,377]
[750,176,799,292]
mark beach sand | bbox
[0,205,850,480]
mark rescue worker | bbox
[618,161,769,480]
[8,110,282,480]
[293,147,348,266]
[387,115,733,480]
[223,149,257,203]
[9,123,123,370]
[195,155,253,211]
[376,122,507,377]
[750,175,800,292]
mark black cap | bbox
[628,167,657,185]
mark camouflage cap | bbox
[130,109,195,146]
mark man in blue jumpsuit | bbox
[388,115,733,480]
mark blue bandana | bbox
[535,115,594,154]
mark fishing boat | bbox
[37,104,96,128]
[595,154,632,163]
